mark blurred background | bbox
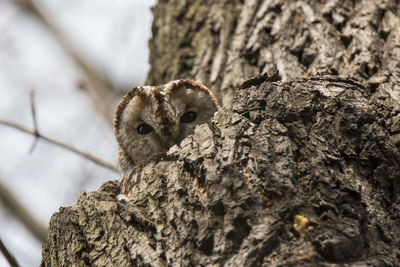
[0,0,156,265]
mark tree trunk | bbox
[147,0,400,108]
[41,1,400,266]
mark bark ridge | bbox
[41,76,400,266]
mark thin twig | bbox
[29,89,39,153]
[0,238,20,267]
[0,119,118,172]
[12,0,117,125]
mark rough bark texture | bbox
[42,1,400,266]
[147,0,400,108]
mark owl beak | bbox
[159,129,181,149]
[166,138,177,148]
[167,134,182,148]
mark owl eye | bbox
[180,111,197,123]
[137,123,153,135]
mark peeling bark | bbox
[42,1,400,266]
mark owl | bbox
[114,80,219,196]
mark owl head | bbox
[114,80,218,170]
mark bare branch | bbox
[12,0,117,125]
[0,181,46,244]
[0,238,20,267]
[0,120,119,172]
[28,89,39,153]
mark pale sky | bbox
[0,0,156,266]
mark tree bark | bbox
[41,1,400,266]
[147,0,400,107]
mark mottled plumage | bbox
[114,80,218,197]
